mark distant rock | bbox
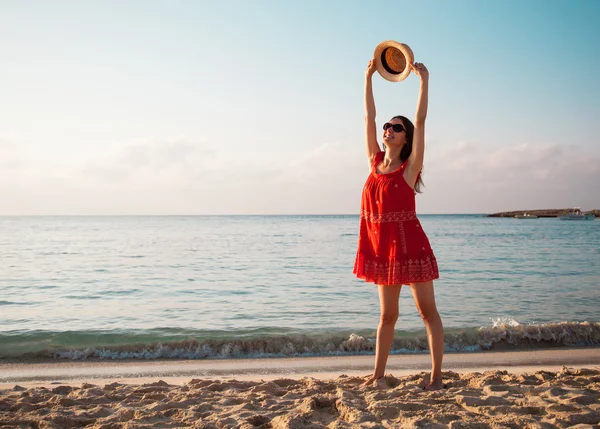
[488,209,599,218]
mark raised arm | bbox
[405,62,429,186]
[364,59,380,167]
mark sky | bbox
[0,0,599,215]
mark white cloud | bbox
[0,139,30,171]
[420,141,600,213]
[1,138,598,215]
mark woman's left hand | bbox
[411,62,429,81]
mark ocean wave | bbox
[0,321,598,361]
[0,300,40,306]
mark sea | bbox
[0,215,599,361]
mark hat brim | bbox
[373,41,414,82]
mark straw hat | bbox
[373,40,414,82]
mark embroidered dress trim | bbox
[399,223,407,255]
[360,210,417,223]
[353,253,439,286]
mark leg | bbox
[410,280,445,390]
[361,284,401,387]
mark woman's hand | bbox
[411,62,429,82]
[365,58,377,79]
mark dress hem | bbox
[353,272,440,286]
[353,252,440,286]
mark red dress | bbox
[353,151,439,286]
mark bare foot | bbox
[423,378,446,391]
[360,374,384,388]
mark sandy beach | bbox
[1,348,599,428]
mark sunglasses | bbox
[383,122,405,133]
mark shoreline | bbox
[487,208,600,218]
[2,347,599,388]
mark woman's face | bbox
[382,117,407,147]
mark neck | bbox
[383,146,403,165]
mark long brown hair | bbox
[390,115,424,193]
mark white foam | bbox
[490,317,521,328]
[22,321,600,361]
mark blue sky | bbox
[1,0,598,214]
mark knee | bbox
[417,306,439,323]
[380,311,398,326]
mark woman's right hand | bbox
[365,58,377,79]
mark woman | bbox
[354,58,444,390]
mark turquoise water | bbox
[0,215,598,360]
